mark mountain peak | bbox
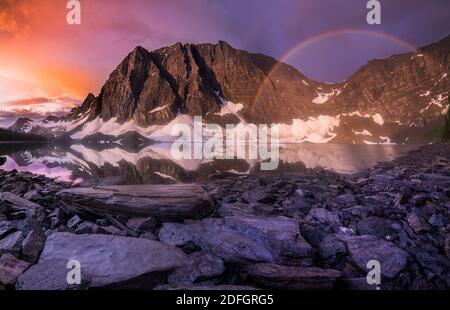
[131,45,150,55]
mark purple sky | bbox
[190,0,450,82]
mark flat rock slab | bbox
[56,184,215,222]
[17,232,187,289]
[159,216,313,265]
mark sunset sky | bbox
[0,0,449,127]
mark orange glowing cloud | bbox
[0,96,79,116]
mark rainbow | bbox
[252,28,421,105]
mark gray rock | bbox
[344,205,375,219]
[414,251,448,276]
[356,216,398,239]
[16,258,90,290]
[159,219,275,263]
[217,202,250,217]
[248,203,275,216]
[67,215,82,230]
[343,235,409,279]
[319,235,347,268]
[282,196,311,216]
[445,236,450,260]
[410,194,430,207]
[307,208,341,230]
[241,189,272,203]
[22,230,46,263]
[49,208,64,229]
[428,214,445,227]
[407,213,431,234]
[74,222,99,234]
[18,233,187,289]
[0,192,45,224]
[0,231,24,257]
[224,216,312,264]
[246,263,342,289]
[0,254,30,285]
[336,194,357,206]
[300,224,327,248]
[168,252,225,285]
[161,215,313,265]
[218,202,274,217]
[126,217,157,233]
[23,190,43,201]
[0,221,16,239]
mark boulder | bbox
[407,213,431,234]
[16,258,90,290]
[159,219,275,263]
[0,231,24,257]
[224,216,312,264]
[22,230,46,263]
[168,252,225,285]
[241,188,273,204]
[0,254,30,285]
[17,232,187,289]
[307,208,341,230]
[160,216,313,264]
[246,263,342,289]
[356,216,398,239]
[0,192,46,224]
[343,235,409,279]
[319,234,347,268]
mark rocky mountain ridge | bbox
[8,35,449,144]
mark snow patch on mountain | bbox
[419,93,448,114]
[215,100,244,117]
[69,115,191,142]
[312,89,341,104]
[372,113,384,125]
[364,136,395,145]
[149,104,169,113]
[353,129,372,136]
[277,115,340,143]
[153,171,178,181]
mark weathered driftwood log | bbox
[56,184,215,222]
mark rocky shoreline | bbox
[1,144,449,290]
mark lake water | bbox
[0,142,420,184]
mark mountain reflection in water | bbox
[0,143,420,185]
